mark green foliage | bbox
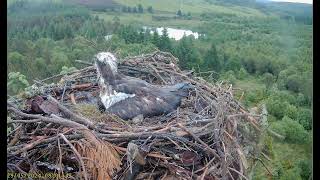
[223,56,241,72]
[264,135,275,158]
[277,65,311,103]
[269,138,313,179]
[49,50,71,73]
[299,73,312,103]
[269,90,297,106]
[202,43,221,73]
[244,87,268,105]
[221,70,236,84]
[177,9,182,16]
[267,115,277,123]
[121,6,127,12]
[60,66,78,75]
[137,4,143,13]
[273,161,285,179]
[152,30,161,47]
[147,6,153,13]
[297,108,312,130]
[279,167,302,180]
[117,25,143,44]
[8,51,25,73]
[132,6,137,13]
[296,93,308,107]
[237,67,248,80]
[297,159,312,180]
[115,42,157,57]
[285,74,302,93]
[103,33,157,57]
[266,98,289,119]
[285,104,298,120]
[7,72,29,95]
[158,28,172,52]
[8,1,93,41]
[271,116,308,144]
[242,57,257,74]
[262,72,274,89]
[174,36,201,70]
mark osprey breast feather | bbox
[94,52,193,120]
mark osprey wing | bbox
[113,78,154,95]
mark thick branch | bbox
[7,107,88,129]
[47,96,94,128]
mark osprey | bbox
[94,52,193,120]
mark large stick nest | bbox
[7,51,263,180]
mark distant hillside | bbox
[255,1,312,24]
[112,0,311,19]
[114,0,266,17]
[66,0,120,10]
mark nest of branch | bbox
[7,51,263,180]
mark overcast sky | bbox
[271,0,312,4]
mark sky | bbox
[271,0,312,4]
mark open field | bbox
[66,0,269,28]
[114,0,267,17]
[67,0,119,8]
[94,12,204,28]
[89,0,272,32]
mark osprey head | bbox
[93,52,135,111]
[94,52,118,86]
[94,52,118,75]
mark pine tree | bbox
[138,4,144,13]
[133,7,138,13]
[174,35,200,69]
[122,6,127,12]
[137,28,145,43]
[144,28,152,42]
[177,10,182,16]
[203,43,220,72]
[112,16,120,32]
[159,28,172,52]
[152,30,161,47]
[147,6,153,13]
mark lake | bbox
[105,27,201,41]
[143,26,200,41]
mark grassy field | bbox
[89,0,278,33]
[93,0,269,31]
[252,141,312,179]
[94,12,204,28]
[114,0,267,17]
[67,0,271,30]
[67,0,119,8]
[235,78,265,92]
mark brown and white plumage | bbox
[94,52,193,120]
